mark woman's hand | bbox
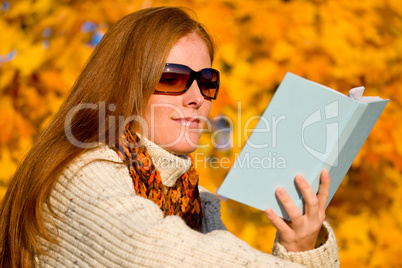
[265,169,331,252]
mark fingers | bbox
[266,173,330,252]
[265,208,291,233]
[295,175,319,218]
[317,169,331,213]
[268,171,330,229]
[275,187,303,224]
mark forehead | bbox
[166,32,211,71]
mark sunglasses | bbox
[155,63,220,100]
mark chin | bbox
[168,143,197,155]
[167,135,200,155]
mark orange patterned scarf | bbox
[115,125,203,231]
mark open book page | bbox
[348,86,383,103]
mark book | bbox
[217,72,389,219]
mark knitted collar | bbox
[138,134,192,188]
[115,125,203,231]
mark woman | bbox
[0,6,339,267]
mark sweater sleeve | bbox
[272,221,339,267]
[198,185,227,233]
[37,147,338,268]
[197,184,339,267]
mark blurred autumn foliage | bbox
[1,0,401,266]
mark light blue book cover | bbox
[217,72,389,219]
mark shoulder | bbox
[56,144,133,198]
[69,144,124,169]
[67,144,128,174]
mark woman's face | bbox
[143,32,212,155]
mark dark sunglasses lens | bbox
[199,69,219,98]
[157,72,190,93]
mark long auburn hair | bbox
[0,6,215,267]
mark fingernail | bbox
[296,175,305,184]
[277,187,285,196]
[266,209,273,216]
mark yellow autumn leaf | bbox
[32,0,52,15]
[40,70,70,95]
[0,106,35,145]
[0,20,21,55]
[0,108,16,145]
[0,148,18,184]
[271,41,295,62]
[11,42,46,76]
[20,84,49,120]
[5,0,31,17]
[0,69,15,93]
[337,212,375,263]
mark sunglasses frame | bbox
[154,63,220,100]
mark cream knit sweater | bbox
[36,138,339,267]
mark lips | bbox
[171,117,200,128]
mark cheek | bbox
[145,96,173,121]
[144,99,184,142]
[143,97,174,136]
[147,105,173,130]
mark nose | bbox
[183,79,205,108]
